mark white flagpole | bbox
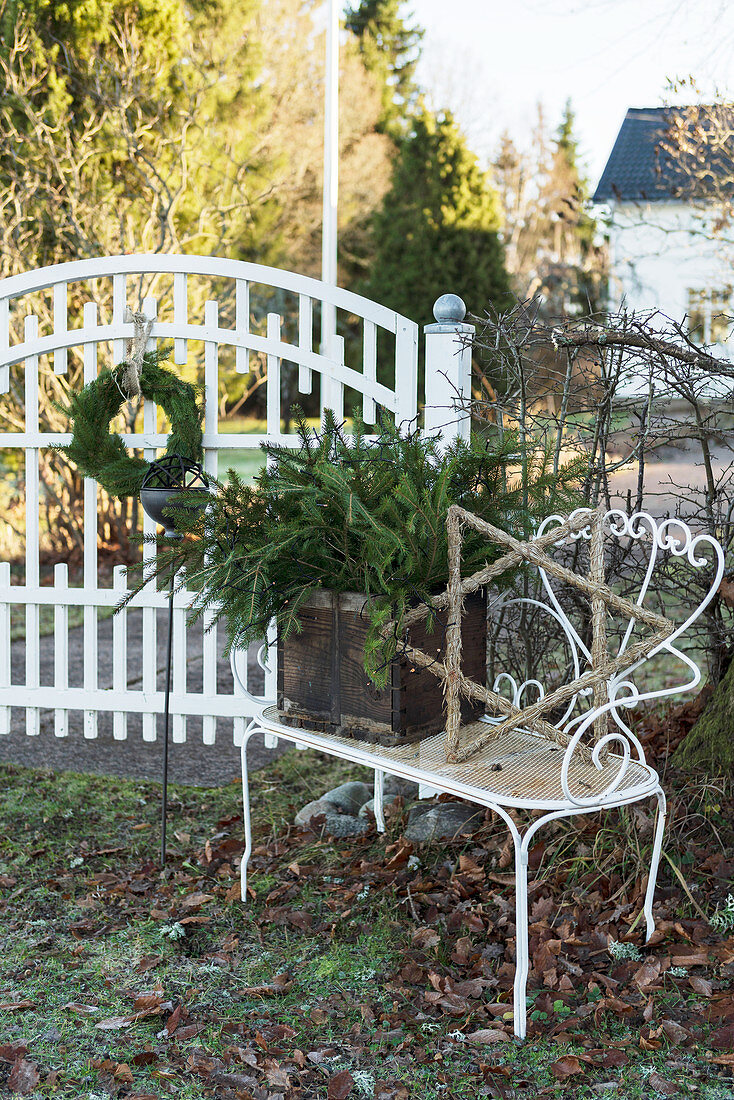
[321,0,339,406]
[322,0,339,290]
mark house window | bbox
[688,288,732,345]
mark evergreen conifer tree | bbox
[345,0,422,133]
[0,0,277,266]
[546,99,599,312]
[362,108,511,325]
[553,100,596,252]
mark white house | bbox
[593,107,734,394]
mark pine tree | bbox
[345,0,423,133]
[0,0,277,267]
[552,101,596,249]
[544,99,600,313]
[362,108,511,325]
[0,0,278,555]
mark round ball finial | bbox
[432,293,466,324]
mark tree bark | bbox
[674,658,734,774]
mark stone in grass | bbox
[295,798,339,827]
[321,812,369,838]
[383,775,419,800]
[358,791,414,820]
[295,798,369,838]
[404,800,483,843]
[321,781,373,814]
[359,776,420,819]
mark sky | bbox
[405,0,734,187]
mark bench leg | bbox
[644,788,667,943]
[513,838,530,1041]
[373,768,386,833]
[240,723,255,903]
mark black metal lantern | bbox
[139,454,212,865]
[139,454,211,538]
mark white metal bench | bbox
[236,507,724,1040]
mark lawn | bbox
[216,417,268,484]
[0,740,733,1099]
[216,416,355,484]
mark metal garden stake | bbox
[140,456,211,865]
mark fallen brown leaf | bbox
[411,927,440,951]
[172,1022,205,1041]
[264,1062,290,1087]
[458,853,484,880]
[467,1028,511,1044]
[450,936,475,965]
[164,1003,183,1036]
[237,972,292,996]
[423,990,469,1015]
[7,1059,40,1096]
[529,895,555,922]
[712,939,734,965]
[182,892,215,909]
[375,1083,408,1100]
[0,1042,27,1064]
[132,992,165,1012]
[399,963,424,983]
[225,880,241,902]
[648,1073,677,1096]
[328,1069,354,1098]
[63,1002,99,1016]
[689,976,713,997]
[131,1051,159,1066]
[633,957,661,990]
[661,1019,689,1045]
[710,1022,734,1051]
[135,955,164,975]
[601,1049,628,1068]
[550,1055,584,1080]
[670,947,709,967]
[95,1015,136,1030]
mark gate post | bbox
[421,295,475,800]
[423,293,475,445]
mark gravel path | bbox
[0,609,287,787]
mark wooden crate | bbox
[277,589,486,746]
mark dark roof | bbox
[592,106,717,203]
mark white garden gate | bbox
[0,254,472,749]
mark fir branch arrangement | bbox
[147,410,583,687]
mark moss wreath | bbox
[59,348,204,500]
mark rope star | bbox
[385,506,675,764]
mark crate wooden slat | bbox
[277,589,486,746]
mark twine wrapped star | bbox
[383,506,675,765]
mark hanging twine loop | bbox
[122,307,154,397]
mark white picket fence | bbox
[0,254,472,747]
